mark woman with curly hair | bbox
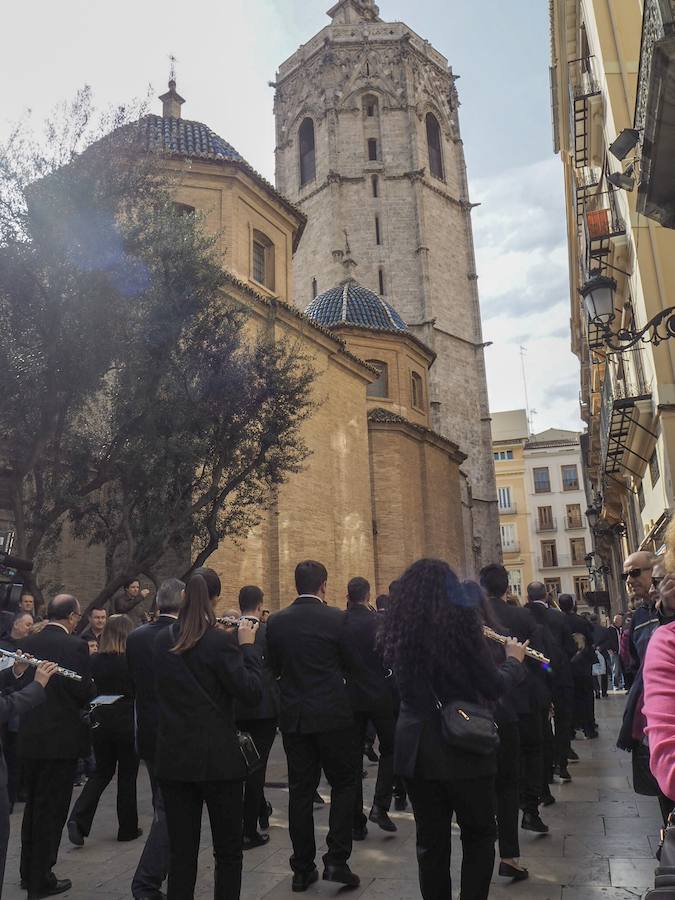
[379,559,527,900]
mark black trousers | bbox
[282,727,357,873]
[160,778,243,900]
[236,718,277,839]
[132,763,169,899]
[573,675,595,734]
[353,708,395,827]
[553,686,573,770]
[495,721,520,859]
[518,705,546,814]
[406,775,496,900]
[69,724,139,839]
[20,758,77,894]
[0,755,9,900]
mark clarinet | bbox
[483,627,551,669]
[215,616,260,630]
[0,647,83,682]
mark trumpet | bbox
[483,627,551,669]
[0,647,83,682]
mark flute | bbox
[0,647,83,682]
[216,616,259,629]
[483,627,551,668]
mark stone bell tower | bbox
[273,0,499,572]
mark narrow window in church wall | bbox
[372,175,379,197]
[378,268,385,295]
[375,216,381,245]
[411,371,424,410]
[367,138,378,161]
[311,277,318,299]
[299,118,316,186]
[426,113,444,181]
[366,360,389,398]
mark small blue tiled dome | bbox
[305,279,408,332]
[134,114,244,162]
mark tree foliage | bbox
[0,90,314,607]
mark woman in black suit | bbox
[379,559,526,900]
[154,567,262,900]
[68,614,140,845]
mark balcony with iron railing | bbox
[636,0,675,225]
[536,518,558,533]
[580,189,627,278]
[565,516,585,531]
[0,530,14,554]
[539,553,588,569]
[502,541,521,555]
[600,365,654,479]
[498,504,517,516]
[568,57,602,168]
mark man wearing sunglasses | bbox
[623,552,659,666]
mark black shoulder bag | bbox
[646,810,675,897]
[170,625,263,775]
[433,693,500,756]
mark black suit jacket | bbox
[343,605,392,713]
[485,596,544,718]
[266,596,359,734]
[0,669,46,787]
[17,623,94,759]
[527,602,576,691]
[126,614,176,762]
[154,624,262,782]
[235,622,279,722]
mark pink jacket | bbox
[643,621,675,800]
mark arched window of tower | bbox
[367,138,379,161]
[425,112,444,181]
[363,94,379,118]
[299,118,316,187]
[411,371,424,410]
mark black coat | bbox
[485,596,547,715]
[154,624,262,782]
[17,623,94,759]
[343,605,392,713]
[91,652,134,735]
[235,622,279,722]
[266,596,359,734]
[394,656,525,781]
[0,669,46,788]
[526,602,576,691]
[126,614,176,762]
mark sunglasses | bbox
[621,567,651,581]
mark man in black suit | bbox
[17,594,94,899]
[558,594,597,742]
[126,577,184,900]
[266,560,360,892]
[235,585,279,850]
[526,583,577,787]
[343,577,396,838]
[480,564,548,863]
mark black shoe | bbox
[364,745,379,763]
[243,831,270,850]
[568,749,580,762]
[67,820,84,846]
[521,811,549,833]
[28,879,73,899]
[352,824,368,841]
[499,862,529,881]
[259,799,273,830]
[313,791,325,807]
[585,729,599,740]
[394,795,407,811]
[133,894,166,900]
[541,793,556,807]
[556,766,572,783]
[323,864,360,888]
[118,826,143,842]
[292,869,318,893]
[369,805,397,832]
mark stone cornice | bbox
[368,408,467,464]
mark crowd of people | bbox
[0,546,670,900]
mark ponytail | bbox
[171,568,221,654]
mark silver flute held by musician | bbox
[483,626,551,667]
[0,647,83,681]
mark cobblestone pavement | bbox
[2,694,660,899]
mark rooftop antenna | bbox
[519,345,535,435]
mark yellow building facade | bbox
[550,0,675,596]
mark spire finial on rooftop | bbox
[342,229,358,281]
[159,56,185,119]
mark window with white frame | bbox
[500,523,517,551]
[507,569,522,596]
[497,486,513,511]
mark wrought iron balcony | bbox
[599,368,654,479]
[539,554,585,569]
[636,0,675,226]
[536,518,558,533]
[502,541,521,555]
[499,504,517,516]
[0,530,15,554]
[565,516,585,531]
[568,57,601,168]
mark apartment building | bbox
[549,0,675,587]
[493,411,594,606]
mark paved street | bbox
[2,694,662,899]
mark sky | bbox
[0,0,581,432]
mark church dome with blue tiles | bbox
[305,278,408,333]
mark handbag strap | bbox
[169,624,228,723]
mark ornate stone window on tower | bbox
[426,113,444,181]
[363,94,379,118]
[251,230,275,291]
[366,360,389,398]
[367,138,379,162]
[411,371,424,410]
[299,118,316,187]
